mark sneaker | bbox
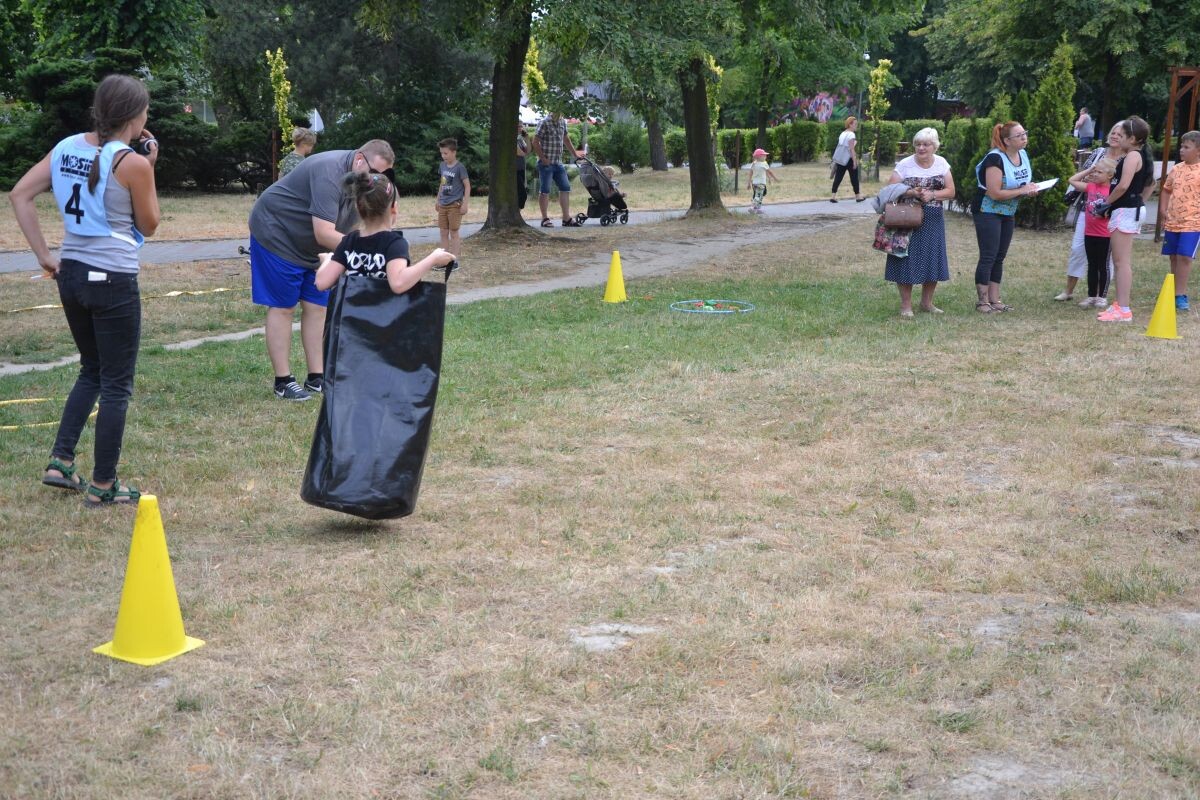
[1097,304,1132,323]
[1094,297,1108,310]
[1176,295,1190,312]
[303,377,323,394]
[1053,292,1073,301]
[274,380,311,401]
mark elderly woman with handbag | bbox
[881,127,955,317]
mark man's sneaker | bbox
[274,380,311,401]
[1097,304,1132,323]
[1176,295,1190,312]
[303,377,323,394]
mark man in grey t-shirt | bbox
[1074,108,1095,148]
[248,139,394,401]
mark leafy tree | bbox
[266,48,292,157]
[0,0,37,98]
[1019,40,1075,229]
[1010,90,1030,125]
[25,0,204,72]
[867,58,899,179]
[544,1,742,214]
[919,0,1200,133]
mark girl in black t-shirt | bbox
[316,171,455,293]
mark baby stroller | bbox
[573,157,630,227]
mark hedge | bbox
[901,119,946,145]
[665,128,687,167]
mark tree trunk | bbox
[646,106,668,171]
[481,1,532,232]
[678,58,724,213]
[755,56,774,150]
[1100,53,1119,137]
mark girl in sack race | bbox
[302,172,456,519]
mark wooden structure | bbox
[1157,67,1200,241]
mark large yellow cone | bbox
[94,495,204,666]
[1144,273,1181,340]
[603,250,627,303]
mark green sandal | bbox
[42,458,87,492]
[84,479,141,507]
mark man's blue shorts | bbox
[249,236,329,308]
[537,162,571,194]
[1162,230,1200,259]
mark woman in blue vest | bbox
[9,74,160,506]
[972,121,1041,313]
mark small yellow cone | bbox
[603,250,627,303]
[94,495,204,666]
[1144,273,1181,340]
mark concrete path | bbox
[0,212,850,377]
[0,199,877,274]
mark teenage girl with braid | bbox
[9,75,160,506]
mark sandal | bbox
[84,479,141,507]
[976,301,995,313]
[991,302,1014,312]
[540,218,554,228]
[42,457,87,491]
[561,218,581,227]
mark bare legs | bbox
[898,282,941,314]
[1109,229,1134,308]
[266,302,325,377]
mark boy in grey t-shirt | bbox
[434,137,470,257]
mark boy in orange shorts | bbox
[435,137,470,258]
[1160,131,1200,311]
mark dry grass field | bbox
[1,210,1198,799]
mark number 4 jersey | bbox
[50,135,144,273]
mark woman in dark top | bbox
[972,121,1041,313]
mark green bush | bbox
[665,128,687,167]
[859,121,904,164]
[769,126,787,163]
[716,129,741,167]
[588,119,648,173]
[825,121,844,156]
[901,119,946,146]
[945,117,993,211]
[790,121,822,162]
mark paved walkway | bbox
[0,199,878,274]
[0,210,852,377]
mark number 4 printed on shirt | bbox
[64,183,84,224]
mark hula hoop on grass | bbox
[669,299,756,315]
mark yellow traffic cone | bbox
[94,495,204,666]
[603,250,627,303]
[1144,273,1181,340]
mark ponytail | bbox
[85,74,151,194]
[342,170,394,222]
[991,121,1022,149]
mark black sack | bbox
[301,275,447,519]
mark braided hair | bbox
[86,75,150,194]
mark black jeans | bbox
[832,161,860,195]
[517,168,528,209]
[1084,234,1111,298]
[973,212,1015,285]
[52,260,141,484]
